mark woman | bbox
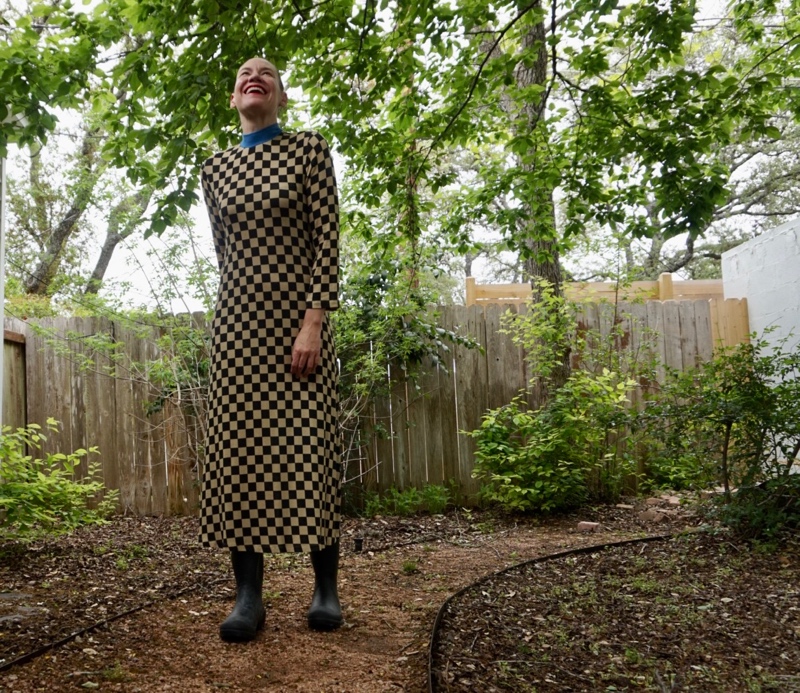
[200,57,342,642]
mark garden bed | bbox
[0,499,796,692]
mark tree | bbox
[561,17,800,282]
[3,0,800,324]
[6,127,156,303]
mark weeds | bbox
[362,483,453,517]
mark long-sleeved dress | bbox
[199,130,341,554]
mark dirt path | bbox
[0,506,687,692]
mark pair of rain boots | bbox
[219,542,342,642]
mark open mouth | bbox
[244,85,266,95]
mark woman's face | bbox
[230,58,287,122]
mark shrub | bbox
[637,335,800,538]
[471,366,636,512]
[715,474,800,539]
[0,419,118,541]
[470,281,642,512]
[420,483,451,514]
[362,483,452,517]
[640,337,800,491]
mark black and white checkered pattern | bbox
[199,131,341,554]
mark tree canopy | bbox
[2,0,799,279]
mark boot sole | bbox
[220,625,258,642]
[308,615,343,632]
[220,611,266,642]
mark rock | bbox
[638,510,668,523]
[615,504,635,510]
[645,497,663,506]
[577,522,600,532]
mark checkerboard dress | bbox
[199,131,342,554]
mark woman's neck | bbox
[240,115,278,134]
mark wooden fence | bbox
[349,298,748,498]
[3,297,749,515]
[3,316,202,517]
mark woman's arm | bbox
[292,133,340,378]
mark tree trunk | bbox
[84,187,152,295]
[516,7,561,293]
[514,3,569,403]
[25,130,102,295]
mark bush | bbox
[639,336,800,490]
[637,335,800,538]
[715,475,800,540]
[470,282,642,512]
[471,367,635,512]
[0,419,118,541]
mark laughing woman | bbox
[199,57,342,642]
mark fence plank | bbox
[131,328,155,515]
[405,375,429,489]
[3,321,26,431]
[89,317,119,502]
[645,301,668,383]
[457,305,488,498]
[419,355,445,487]
[726,298,750,347]
[678,301,699,371]
[622,303,650,372]
[450,306,473,499]
[597,301,616,342]
[360,399,379,492]
[68,318,90,482]
[372,391,394,493]
[660,301,683,372]
[694,301,714,366]
[389,373,410,491]
[438,307,462,494]
[36,319,73,456]
[145,329,168,516]
[112,323,139,514]
[484,304,506,411]
[164,402,198,516]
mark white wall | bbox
[722,218,800,352]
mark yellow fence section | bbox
[710,298,751,349]
[466,273,724,306]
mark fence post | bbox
[657,273,674,300]
[465,277,476,307]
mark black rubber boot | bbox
[219,550,266,642]
[307,541,343,631]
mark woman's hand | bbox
[291,308,325,377]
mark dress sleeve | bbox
[304,133,340,311]
[201,163,226,271]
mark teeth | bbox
[245,86,265,94]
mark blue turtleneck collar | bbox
[241,123,283,148]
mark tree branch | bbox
[415,0,547,177]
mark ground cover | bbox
[0,498,796,692]
[431,531,800,692]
